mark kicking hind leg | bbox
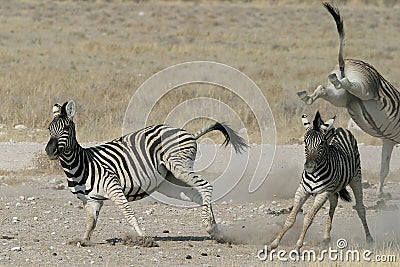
[162,164,217,237]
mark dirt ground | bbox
[0,0,400,266]
[0,143,399,266]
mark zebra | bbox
[297,2,400,197]
[269,111,373,251]
[45,100,248,243]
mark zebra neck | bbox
[59,142,87,180]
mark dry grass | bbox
[0,0,399,145]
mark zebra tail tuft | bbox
[193,122,248,154]
[323,2,346,79]
[338,187,352,202]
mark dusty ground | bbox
[0,143,399,266]
[0,0,400,266]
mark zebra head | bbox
[302,111,336,173]
[45,100,76,160]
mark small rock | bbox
[145,209,154,215]
[11,247,21,251]
[201,252,208,256]
[14,124,27,130]
[185,255,192,259]
[162,230,169,234]
[271,201,277,205]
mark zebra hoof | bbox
[366,236,374,244]
[68,238,93,247]
[269,240,279,250]
[328,73,341,88]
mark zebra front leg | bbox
[83,199,103,242]
[349,173,374,243]
[297,85,326,105]
[377,140,396,197]
[322,193,338,245]
[106,179,145,237]
[295,192,329,250]
[270,186,310,249]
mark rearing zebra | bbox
[45,100,247,243]
[269,112,373,250]
[297,2,400,197]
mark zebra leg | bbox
[295,192,329,250]
[377,140,396,197]
[349,173,374,243]
[166,167,217,236]
[297,85,326,105]
[157,173,203,203]
[83,199,103,241]
[328,73,377,100]
[270,186,310,249]
[106,178,145,237]
[322,193,338,244]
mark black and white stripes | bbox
[269,112,373,250]
[297,2,400,196]
[45,100,247,242]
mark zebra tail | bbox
[337,188,352,202]
[193,122,248,154]
[323,2,346,79]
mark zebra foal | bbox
[269,112,373,251]
[45,100,247,243]
[297,2,400,197]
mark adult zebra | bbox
[297,2,400,197]
[45,100,247,243]
[269,112,373,250]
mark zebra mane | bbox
[323,2,345,79]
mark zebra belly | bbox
[121,168,166,201]
[348,99,400,142]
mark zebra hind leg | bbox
[349,172,374,243]
[167,166,218,238]
[377,140,395,197]
[322,193,338,245]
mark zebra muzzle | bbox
[45,137,59,160]
[304,157,317,173]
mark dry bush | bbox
[30,152,63,175]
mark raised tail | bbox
[337,187,352,202]
[323,2,345,79]
[193,122,248,153]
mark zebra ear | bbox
[65,100,76,120]
[52,103,62,117]
[302,114,311,129]
[320,115,336,132]
[313,111,324,130]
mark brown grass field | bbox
[0,1,400,266]
[0,0,399,144]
